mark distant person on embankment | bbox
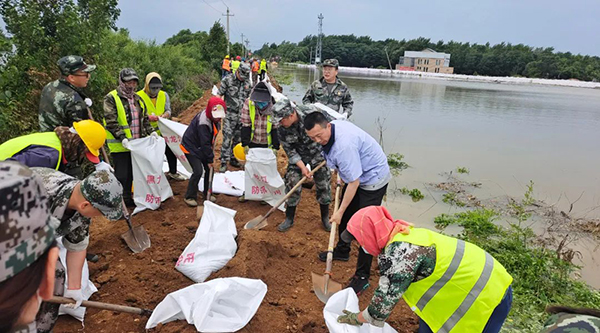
[337,206,513,333]
[0,162,59,333]
[222,55,231,78]
[304,111,390,295]
[181,96,226,207]
[302,58,354,118]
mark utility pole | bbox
[222,7,234,55]
[241,33,245,57]
[316,13,324,64]
[309,46,313,64]
[244,38,250,57]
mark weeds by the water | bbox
[271,70,293,85]
[442,192,466,207]
[387,153,409,176]
[456,166,470,174]
[399,187,425,202]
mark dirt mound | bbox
[53,87,418,333]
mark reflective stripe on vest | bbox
[391,228,513,333]
[232,60,240,73]
[103,90,139,153]
[248,100,272,147]
[137,90,166,135]
[0,132,63,169]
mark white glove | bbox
[84,98,93,107]
[64,288,84,309]
[121,138,129,148]
[95,161,114,173]
[150,132,160,140]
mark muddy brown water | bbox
[280,64,600,289]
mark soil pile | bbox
[53,83,418,333]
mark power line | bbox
[201,0,223,14]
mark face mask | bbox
[361,246,370,255]
[255,101,269,109]
[149,85,162,97]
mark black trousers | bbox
[336,183,388,278]
[112,152,133,203]
[165,145,177,174]
[185,153,210,200]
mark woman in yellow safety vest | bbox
[103,68,154,207]
[0,120,108,178]
[337,206,513,333]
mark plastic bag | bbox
[199,170,245,197]
[175,201,237,282]
[157,118,193,174]
[56,238,98,322]
[145,277,267,331]
[244,148,285,204]
[124,135,174,215]
[324,288,397,333]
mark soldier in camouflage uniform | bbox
[32,168,123,333]
[218,62,252,172]
[0,161,59,333]
[271,97,332,232]
[39,55,96,131]
[302,59,354,118]
[541,306,600,332]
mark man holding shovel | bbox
[304,111,391,296]
[271,97,332,232]
[31,168,124,332]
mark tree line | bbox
[255,35,600,81]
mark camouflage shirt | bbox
[302,77,354,117]
[39,79,89,131]
[217,73,251,113]
[541,312,600,332]
[277,105,326,166]
[31,167,90,252]
[364,242,436,327]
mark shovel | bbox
[49,296,152,316]
[311,174,343,303]
[244,160,327,230]
[196,166,215,220]
[120,201,151,253]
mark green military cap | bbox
[119,68,139,82]
[322,59,339,68]
[237,63,251,78]
[57,55,97,76]
[0,161,57,283]
[80,170,124,221]
[271,97,295,123]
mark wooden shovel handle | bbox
[324,174,342,276]
[49,296,152,316]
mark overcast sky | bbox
[118,0,600,56]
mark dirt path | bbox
[54,83,419,333]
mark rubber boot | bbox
[277,206,296,232]
[320,204,331,231]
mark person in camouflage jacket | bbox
[32,168,123,333]
[39,55,96,131]
[302,58,354,117]
[271,97,332,232]
[541,306,600,333]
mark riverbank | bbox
[290,63,600,89]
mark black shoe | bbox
[229,158,242,168]
[320,204,331,231]
[124,198,135,208]
[347,275,370,296]
[318,248,350,262]
[86,253,99,263]
[277,206,296,232]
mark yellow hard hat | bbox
[233,143,246,161]
[73,120,107,157]
[225,55,230,59]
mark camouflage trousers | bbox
[285,161,331,207]
[541,312,600,332]
[36,259,65,333]
[220,111,241,162]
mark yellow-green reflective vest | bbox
[232,60,241,73]
[389,228,512,333]
[0,132,63,169]
[260,60,267,72]
[248,100,272,147]
[136,90,166,135]
[103,90,145,153]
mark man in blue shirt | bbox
[304,112,391,295]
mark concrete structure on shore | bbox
[397,48,454,74]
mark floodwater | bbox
[278,64,600,288]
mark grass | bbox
[456,166,470,174]
[442,192,466,207]
[399,187,425,202]
[387,153,409,176]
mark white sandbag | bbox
[314,102,348,120]
[244,148,285,203]
[324,288,397,333]
[145,277,267,331]
[124,136,174,215]
[199,170,245,197]
[56,238,98,322]
[175,201,237,283]
[212,85,219,96]
[157,118,193,174]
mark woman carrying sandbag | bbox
[337,206,513,333]
[181,96,226,207]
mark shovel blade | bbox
[311,272,343,304]
[121,225,151,253]
[244,215,268,230]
